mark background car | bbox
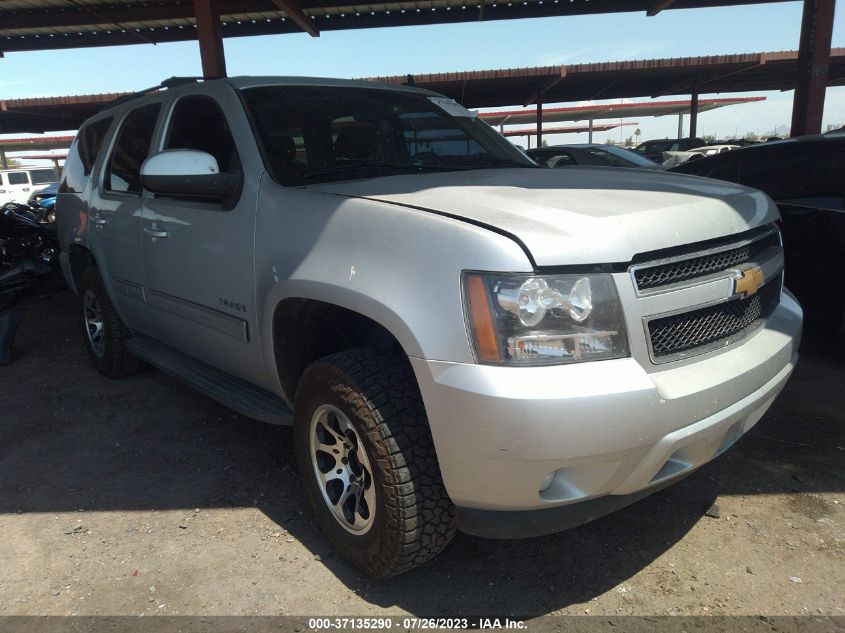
[662,144,739,167]
[633,137,705,162]
[527,144,661,169]
[27,181,58,208]
[671,134,845,334]
[0,168,58,205]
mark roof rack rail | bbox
[102,76,206,110]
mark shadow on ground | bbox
[1,290,842,615]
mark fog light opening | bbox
[539,471,556,493]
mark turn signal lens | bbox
[465,274,503,363]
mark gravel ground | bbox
[0,290,843,619]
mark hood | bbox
[309,167,778,267]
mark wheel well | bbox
[68,245,97,291]
[273,299,405,399]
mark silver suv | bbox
[56,77,802,577]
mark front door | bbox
[139,89,262,384]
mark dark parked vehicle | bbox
[527,144,661,169]
[633,137,705,162]
[672,134,845,333]
[0,202,60,363]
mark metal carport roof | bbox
[479,97,767,127]
[368,49,845,108]
[0,0,796,53]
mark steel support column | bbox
[193,0,227,79]
[536,102,543,148]
[0,149,7,169]
[791,0,835,136]
[677,113,684,139]
[689,90,699,138]
[588,118,594,143]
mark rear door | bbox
[139,87,263,383]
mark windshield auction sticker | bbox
[428,96,478,118]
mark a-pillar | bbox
[791,0,836,136]
[193,0,227,79]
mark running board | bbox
[125,336,293,426]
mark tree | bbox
[702,134,716,142]
[605,138,617,146]
[634,128,642,142]
[624,136,633,147]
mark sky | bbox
[1,0,844,153]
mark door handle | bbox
[22,188,30,192]
[90,216,107,227]
[144,224,169,238]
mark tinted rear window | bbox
[105,103,161,194]
[29,169,57,184]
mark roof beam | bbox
[650,56,767,97]
[269,0,319,36]
[647,0,678,16]
[523,67,567,106]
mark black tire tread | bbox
[78,267,143,378]
[296,348,456,577]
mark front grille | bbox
[634,230,781,291]
[647,276,782,360]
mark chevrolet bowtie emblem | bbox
[732,266,765,298]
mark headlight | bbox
[463,272,629,366]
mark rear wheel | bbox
[294,348,456,577]
[78,267,143,378]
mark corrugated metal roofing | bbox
[0,0,795,53]
[2,48,842,134]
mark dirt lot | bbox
[0,290,843,619]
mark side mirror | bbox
[141,150,241,200]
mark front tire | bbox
[294,349,456,577]
[78,267,143,378]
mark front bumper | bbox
[410,292,802,538]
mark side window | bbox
[60,117,113,194]
[106,103,161,194]
[586,149,627,167]
[549,153,576,167]
[29,169,58,185]
[165,95,239,172]
[8,172,30,185]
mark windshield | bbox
[635,141,673,155]
[596,146,658,167]
[242,85,535,185]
